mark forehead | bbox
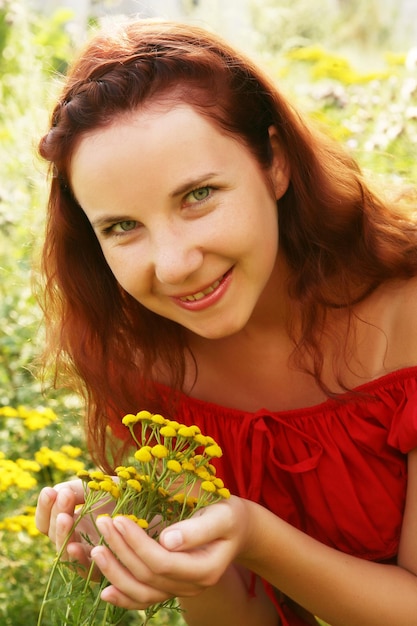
[68,102,257,211]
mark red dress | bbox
[111,366,417,624]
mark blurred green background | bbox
[0,0,416,623]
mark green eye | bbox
[114,220,137,232]
[187,186,211,203]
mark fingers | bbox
[35,487,58,535]
[35,481,86,539]
[159,498,238,552]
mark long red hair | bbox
[38,20,417,469]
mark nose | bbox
[152,226,204,286]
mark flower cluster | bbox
[0,405,58,431]
[38,410,230,626]
[0,506,40,536]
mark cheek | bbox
[102,250,148,295]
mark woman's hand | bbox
[89,495,252,610]
[35,481,115,577]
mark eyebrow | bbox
[170,171,221,197]
[90,171,222,230]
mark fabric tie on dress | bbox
[235,410,323,504]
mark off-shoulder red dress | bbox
[111,367,417,625]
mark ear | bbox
[268,125,290,200]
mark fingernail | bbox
[113,516,126,536]
[162,529,183,550]
[40,490,51,505]
[96,516,110,538]
[57,491,70,508]
[91,547,107,567]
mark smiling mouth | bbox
[179,277,222,302]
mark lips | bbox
[179,278,222,302]
[171,268,232,311]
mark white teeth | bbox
[180,278,221,302]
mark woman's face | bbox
[69,103,289,339]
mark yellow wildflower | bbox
[0,406,19,417]
[195,468,212,481]
[160,425,177,438]
[171,493,185,504]
[90,470,107,481]
[181,460,195,472]
[136,518,149,529]
[116,468,132,480]
[16,458,41,472]
[134,447,153,463]
[151,444,169,459]
[136,410,152,420]
[127,479,142,492]
[194,434,208,446]
[122,413,140,426]
[87,480,100,491]
[151,413,167,425]
[213,477,224,488]
[205,444,223,458]
[201,480,217,493]
[60,445,83,458]
[99,480,115,493]
[110,485,120,498]
[77,469,91,481]
[217,487,231,499]
[167,459,182,473]
[177,426,196,438]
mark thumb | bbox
[159,500,231,552]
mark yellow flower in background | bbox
[60,445,83,458]
[16,458,41,473]
[35,446,85,474]
[0,406,19,418]
[0,459,38,491]
[0,511,41,536]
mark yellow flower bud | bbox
[194,434,208,446]
[217,487,231,499]
[160,425,177,438]
[136,518,149,529]
[167,459,182,473]
[77,469,91,481]
[127,479,142,492]
[136,410,152,420]
[134,448,153,463]
[201,480,217,493]
[177,426,195,438]
[151,413,167,425]
[122,413,139,426]
[151,444,169,459]
[181,461,195,472]
[205,444,222,458]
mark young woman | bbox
[35,19,417,626]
